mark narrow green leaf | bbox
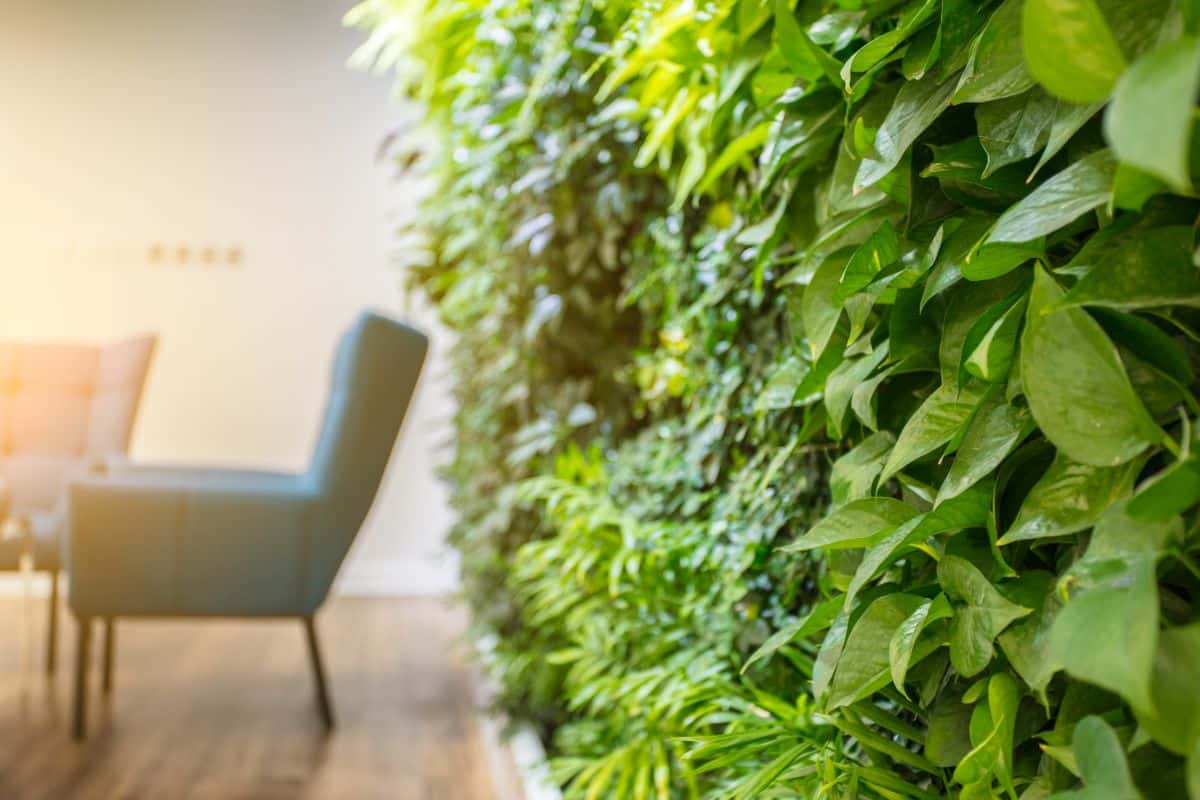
[857,70,960,189]
[826,344,889,438]
[889,594,952,694]
[841,0,939,81]
[953,0,1033,103]
[880,383,987,483]
[848,482,992,608]
[952,673,1021,794]
[813,611,849,704]
[696,121,772,195]
[938,401,1032,504]
[774,0,842,85]
[784,497,919,552]
[743,596,845,674]
[803,252,848,360]
[836,221,902,304]
[987,150,1116,244]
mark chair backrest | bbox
[0,335,156,513]
[303,312,428,601]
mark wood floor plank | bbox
[0,595,514,800]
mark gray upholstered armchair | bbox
[0,335,156,674]
[66,312,428,739]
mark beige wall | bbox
[0,0,457,593]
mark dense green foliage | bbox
[352,0,1200,797]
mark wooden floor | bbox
[0,595,523,800]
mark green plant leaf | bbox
[826,345,889,439]
[939,555,1032,677]
[976,88,1057,176]
[953,0,1034,103]
[960,290,1027,383]
[952,672,1022,795]
[1048,716,1144,799]
[1020,265,1159,466]
[987,150,1117,244]
[836,221,902,304]
[997,571,1063,706]
[841,0,938,82]
[813,611,850,704]
[1069,500,1180,585]
[927,698,975,767]
[938,401,1032,504]
[889,593,952,694]
[1139,623,1200,755]
[961,240,1043,282]
[880,382,987,483]
[756,355,811,411]
[828,592,928,709]
[784,497,919,552]
[1000,451,1139,544]
[1049,557,1158,714]
[697,121,772,195]
[1031,99,1105,178]
[1023,0,1127,104]
[830,431,896,506]
[1129,446,1200,521]
[803,252,848,360]
[772,0,834,82]
[1059,225,1200,311]
[1106,35,1200,192]
[1189,740,1200,800]
[1091,307,1195,390]
[848,482,993,608]
[742,596,845,674]
[857,70,960,189]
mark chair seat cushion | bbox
[68,470,319,616]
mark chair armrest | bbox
[67,470,320,617]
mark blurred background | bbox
[0,0,456,597]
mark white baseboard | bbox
[334,556,459,597]
[0,559,459,598]
[475,635,562,800]
[0,573,51,596]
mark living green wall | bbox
[352,1,1200,797]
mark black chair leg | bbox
[102,618,115,694]
[303,616,335,730]
[46,570,59,676]
[73,616,92,741]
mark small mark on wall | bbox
[141,243,245,269]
